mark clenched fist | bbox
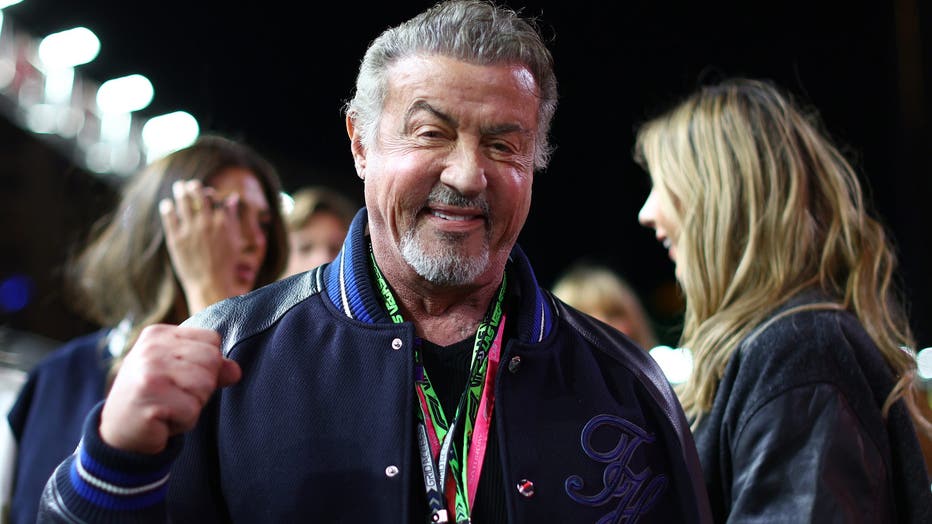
[99,324,242,454]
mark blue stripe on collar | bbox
[326,208,387,324]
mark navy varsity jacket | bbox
[39,208,711,523]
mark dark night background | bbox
[1,0,930,364]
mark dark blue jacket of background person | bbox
[7,329,112,524]
[39,208,711,523]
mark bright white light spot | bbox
[100,111,131,143]
[917,347,932,380]
[25,103,56,134]
[96,74,153,113]
[0,1,24,10]
[280,192,295,215]
[43,66,74,104]
[649,345,694,384]
[141,111,199,162]
[38,27,100,69]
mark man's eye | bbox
[487,140,520,156]
[419,130,445,139]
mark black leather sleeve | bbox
[37,464,79,524]
[728,383,892,522]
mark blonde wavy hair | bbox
[633,78,923,430]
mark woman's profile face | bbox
[638,179,689,285]
[639,186,679,263]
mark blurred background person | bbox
[2,135,288,524]
[635,77,932,521]
[552,261,658,349]
[280,185,358,278]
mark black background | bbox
[1,0,930,353]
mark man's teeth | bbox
[432,210,469,221]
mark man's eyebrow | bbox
[403,100,532,138]
[403,100,457,132]
[481,122,531,138]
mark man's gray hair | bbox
[344,0,558,171]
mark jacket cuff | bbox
[54,401,182,519]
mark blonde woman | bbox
[636,78,932,522]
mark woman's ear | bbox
[346,115,366,180]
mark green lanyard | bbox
[370,246,507,523]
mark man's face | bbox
[353,55,539,287]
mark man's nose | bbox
[440,142,488,197]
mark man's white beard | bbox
[400,228,489,286]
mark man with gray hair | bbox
[39,1,710,522]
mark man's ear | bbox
[346,114,366,180]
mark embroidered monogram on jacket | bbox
[565,414,668,522]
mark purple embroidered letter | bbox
[565,414,667,523]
